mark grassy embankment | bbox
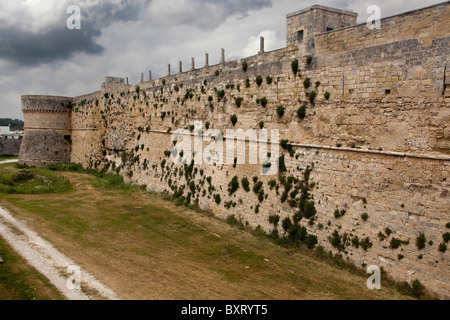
[0,163,430,300]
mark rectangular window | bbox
[296,30,304,42]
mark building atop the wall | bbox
[0,125,23,156]
[0,125,22,140]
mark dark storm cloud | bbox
[0,0,150,66]
[0,26,103,65]
[0,0,272,66]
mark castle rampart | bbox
[19,2,450,298]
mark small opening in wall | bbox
[326,26,334,32]
[385,89,391,95]
[296,30,304,42]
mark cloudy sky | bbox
[0,0,444,120]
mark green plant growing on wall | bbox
[256,75,263,86]
[315,81,321,88]
[297,105,306,119]
[278,155,287,173]
[214,194,221,204]
[291,59,299,75]
[416,232,427,250]
[242,61,248,72]
[216,90,225,101]
[276,105,285,117]
[245,78,250,88]
[241,177,250,192]
[268,180,277,190]
[308,91,317,104]
[258,189,265,202]
[303,77,311,89]
[329,230,345,252]
[306,55,313,65]
[361,213,369,222]
[280,139,295,157]
[234,97,243,108]
[228,176,240,195]
[259,121,264,129]
[253,181,263,194]
[390,237,408,249]
[266,76,273,85]
[360,237,373,251]
[385,228,392,237]
[230,114,238,126]
[135,86,140,94]
[257,97,268,107]
[324,92,331,100]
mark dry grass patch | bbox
[0,164,411,300]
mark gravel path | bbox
[0,175,120,300]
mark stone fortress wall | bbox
[19,3,450,297]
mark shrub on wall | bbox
[278,155,287,172]
[256,75,263,86]
[276,105,285,117]
[228,176,240,195]
[324,92,331,100]
[308,91,317,104]
[297,105,306,119]
[216,90,225,101]
[266,76,273,85]
[241,177,250,192]
[416,232,427,250]
[291,59,299,75]
[303,77,311,89]
[242,61,248,72]
[230,114,238,126]
[234,97,243,108]
[257,97,268,107]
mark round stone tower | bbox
[19,95,73,167]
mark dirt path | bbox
[0,206,120,300]
[0,159,19,164]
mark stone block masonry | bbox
[19,3,450,298]
[0,137,22,156]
